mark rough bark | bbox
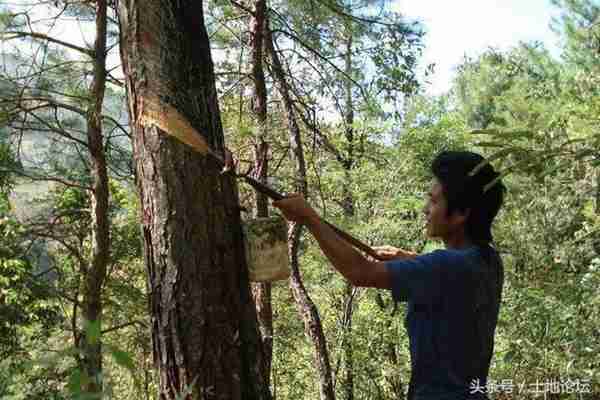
[595,170,600,256]
[249,0,273,386]
[340,30,355,400]
[339,285,355,400]
[596,169,599,215]
[251,141,273,384]
[250,0,268,128]
[81,0,109,394]
[118,1,270,399]
[266,23,336,400]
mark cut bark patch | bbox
[139,94,210,155]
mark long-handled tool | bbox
[218,149,384,261]
[244,176,382,260]
[138,97,383,261]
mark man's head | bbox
[424,151,506,245]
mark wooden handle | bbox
[242,175,384,261]
[242,176,285,201]
[322,220,383,260]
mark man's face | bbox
[423,179,467,240]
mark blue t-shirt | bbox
[385,245,504,400]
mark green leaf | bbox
[68,369,83,395]
[469,129,533,139]
[109,346,136,371]
[469,147,515,177]
[27,346,81,369]
[475,141,505,148]
[86,320,101,345]
[503,130,534,139]
[503,349,516,363]
[469,129,500,135]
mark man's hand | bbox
[273,195,394,289]
[221,147,238,175]
[372,245,418,261]
[272,194,319,225]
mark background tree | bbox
[1,0,114,396]
[118,0,270,398]
[0,1,146,398]
[248,0,274,385]
[210,1,426,397]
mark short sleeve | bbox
[385,250,448,303]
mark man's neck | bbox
[444,234,473,250]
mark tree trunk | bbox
[81,0,109,394]
[340,29,355,400]
[339,284,355,400]
[251,140,273,385]
[118,1,270,399]
[596,169,599,215]
[249,0,273,386]
[595,170,600,256]
[266,24,336,400]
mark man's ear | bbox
[451,208,470,226]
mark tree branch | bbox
[8,108,90,148]
[0,167,93,191]
[293,102,346,165]
[105,71,124,87]
[102,114,130,139]
[3,31,95,57]
[268,9,370,102]
[228,0,255,16]
[102,320,148,334]
[317,0,404,28]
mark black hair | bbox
[431,151,506,244]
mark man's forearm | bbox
[304,215,369,284]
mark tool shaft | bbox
[240,173,382,261]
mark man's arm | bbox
[372,246,418,261]
[304,214,392,289]
[273,195,392,289]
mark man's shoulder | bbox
[419,246,502,278]
[417,247,480,266]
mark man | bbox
[273,151,506,400]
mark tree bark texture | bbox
[251,142,273,385]
[249,0,273,386]
[266,24,336,400]
[595,170,600,256]
[596,170,599,215]
[341,30,355,400]
[118,1,270,399]
[82,0,109,394]
[339,284,355,400]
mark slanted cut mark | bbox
[138,94,210,155]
